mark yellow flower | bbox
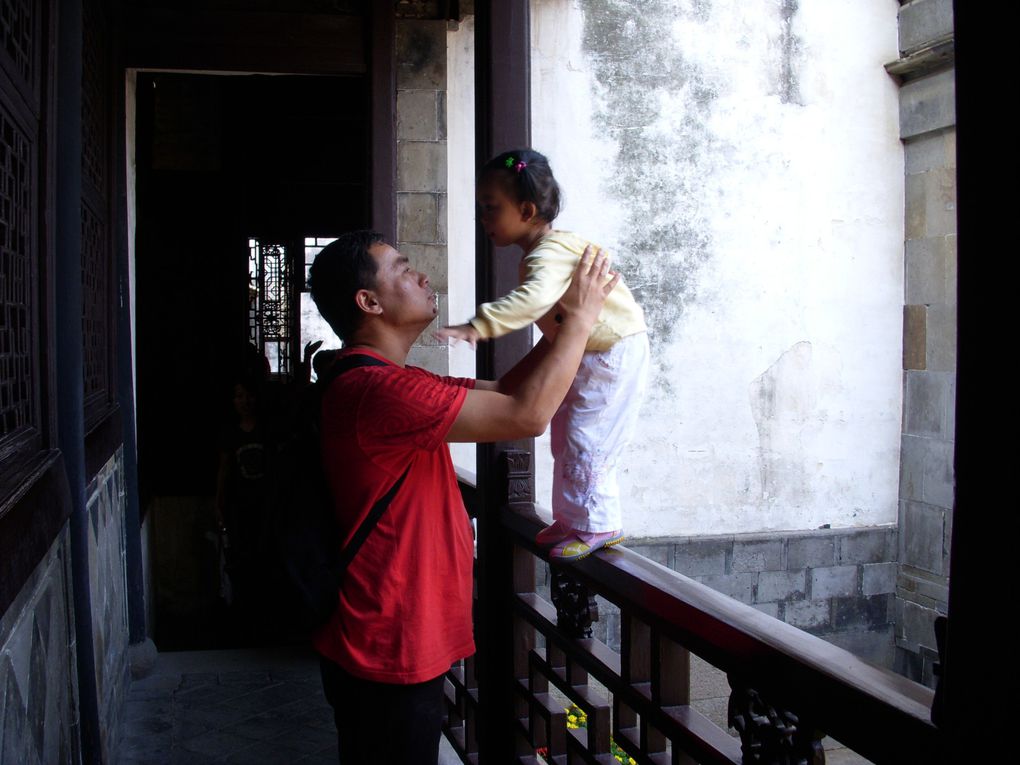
[629,759,636,765]
[568,715,577,723]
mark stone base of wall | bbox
[86,448,131,760]
[893,564,947,687]
[0,527,79,764]
[540,526,898,669]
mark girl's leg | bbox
[555,333,650,534]
[539,394,577,545]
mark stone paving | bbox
[118,647,461,765]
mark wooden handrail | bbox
[501,507,940,764]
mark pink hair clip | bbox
[514,160,527,173]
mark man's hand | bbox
[557,245,619,327]
[446,245,620,443]
[434,323,482,348]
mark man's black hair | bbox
[308,230,384,342]
[481,148,562,223]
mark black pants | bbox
[319,655,446,765]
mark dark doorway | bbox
[134,72,368,649]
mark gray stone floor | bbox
[118,646,461,765]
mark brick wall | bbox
[395,18,451,374]
[892,0,955,687]
[538,526,899,668]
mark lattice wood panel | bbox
[81,0,113,429]
[0,99,33,438]
[81,202,109,420]
[82,0,108,196]
[0,0,35,93]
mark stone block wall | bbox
[86,449,131,759]
[396,18,450,375]
[0,528,79,764]
[538,526,899,668]
[892,0,955,687]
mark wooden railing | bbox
[445,461,940,764]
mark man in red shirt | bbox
[308,230,617,764]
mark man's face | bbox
[366,241,438,327]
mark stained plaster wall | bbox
[529,0,905,538]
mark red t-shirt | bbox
[312,349,476,684]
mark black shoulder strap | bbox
[321,351,409,576]
[335,464,410,575]
[318,351,390,389]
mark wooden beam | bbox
[123,10,366,75]
[370,3,396,241]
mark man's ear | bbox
[520,201,538,223]
[354,289,382,316]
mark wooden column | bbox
[474,1,534,762]
[944,1,1005,760]
[370,2,396,242]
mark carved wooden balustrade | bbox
[444,454,940,764]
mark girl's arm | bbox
[444,243,578,342]
[447,248,618,442]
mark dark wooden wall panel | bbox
[0,0,72,621]
[123,10,367,75]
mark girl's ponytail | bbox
[481,148,561,223]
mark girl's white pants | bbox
[550,332,650,533]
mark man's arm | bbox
[469,337,552,395]
[446,248,617,443]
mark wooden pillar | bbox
[370,2,396,242]
[474,1,534,762]
[56,1,103,761]
[944,1,1006,759]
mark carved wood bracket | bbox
[727,676,825,765]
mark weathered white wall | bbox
[530,0,904,536]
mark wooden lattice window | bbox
[81,204,110,425]
[0,99,34,444]
[248,239,294,378]
[81,0,114,432]
[0,0,42,486]
[81,0,107,196]
[0,0,35,93]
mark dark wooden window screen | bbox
[0,0,36,93]
[0,0,42,476]
[81,0,114,433]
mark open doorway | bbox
[134,72,366,649]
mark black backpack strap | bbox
[319,351,408,577]
[318,352,390,388]
[334,464,410,575]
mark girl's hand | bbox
[434,323,482,349]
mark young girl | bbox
[438,148,650,561]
